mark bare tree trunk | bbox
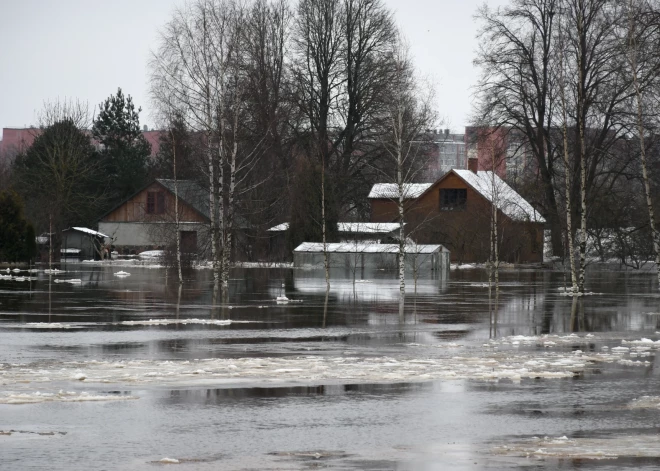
[322,155,330,291]
[561,121,578,293]
[207,124,219,282]
[222,108,239,287]
[558,20,578,293]
[217,116,225,286]
[49,213,53,271]
[576,0,588,294]
[171,128,183,284]
[628,0,660,288]
[488,146,500,297]
[397,125,406,303]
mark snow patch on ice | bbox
[119,318,233,326]
[0,390,138,404]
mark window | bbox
[440,189,467,211]
[147,192,165,214]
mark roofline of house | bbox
[97,179,210,223]
[383,170,544,224]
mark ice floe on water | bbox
[0,390,138,404]
[493,434,660,460]
[0,348,640,390]
[53,278,82,284]
[25,323,80,329]
[118,318,236,326]
[628,396,660,409]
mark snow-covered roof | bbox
[453,170,545,223]
[338,223,402,233]
[294,242,444,254]
[267,223,290,232]
[368,183,433,199]
[69,227,110,239]
[267,222,402,234]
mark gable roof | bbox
[368,183,433,199]
[98,178,209,222]
[156,179,209,219]
[450,170,545,223]
[367,171,545,223]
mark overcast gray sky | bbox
[0,0,504,139]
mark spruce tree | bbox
[92,88,151,208]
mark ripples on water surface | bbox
[2,265,660,470]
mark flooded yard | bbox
[2,264,660,470]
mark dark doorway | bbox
[180,231,198,254]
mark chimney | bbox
[467,157,478,173]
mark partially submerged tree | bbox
[474,0,562,257]
[0,190,37,263]
[12,100,105,233]
[624,0,660,288]
[376,35,437,303]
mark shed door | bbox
[180,231,197,253]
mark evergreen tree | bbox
[92,88,151,207]
[152,114,202,181]
[0,191,37,263]
[12,118,104,232]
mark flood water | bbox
[2,264,660,470]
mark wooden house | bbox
[98,179,209,255]
[368,164,546,264]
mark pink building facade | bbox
[0,127,163,164]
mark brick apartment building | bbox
[0,126,163,165]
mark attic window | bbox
[147,192,165,214]
[440,189,467,211]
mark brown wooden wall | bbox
[101,182,207,223]
[370,173,544,264]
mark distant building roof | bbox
[368,183,433,199]
[294,242,444,254]
[452,170,545,223]
[337,222,402,234]
[64,227,110,239]
[267,222,403,234]
[267,222,290,232]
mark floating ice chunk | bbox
[611,346,629,353]
[26,323,73,329]
[54,279,82,284]
[0,391,137,404]
[120,318,233,326]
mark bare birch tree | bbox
[376,36,437,306]
[556,12,579,293]
[625,0,660,288]
[151,0,236,284]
